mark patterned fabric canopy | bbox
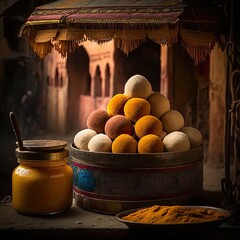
[20,0,227,64]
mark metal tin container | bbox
[12,140,73,215]
[70,144,204,214]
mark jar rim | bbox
[15,148,69,161]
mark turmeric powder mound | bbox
[121,205,227,224]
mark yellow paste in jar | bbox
[12,159,73,214]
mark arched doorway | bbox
[66,46,91,132]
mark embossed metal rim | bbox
[70,143,204,167]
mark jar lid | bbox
[15,148,69,161]
[17,139,67,151]
[15,139,69,160]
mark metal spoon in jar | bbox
[9,111,25,151]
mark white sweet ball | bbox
[74,129,97,150]
[163,131,190,152]
[160,110,184,133]
[181,126,203,148]
[88,133,112,152]
[124,74,152,99]
[147,92,170,118]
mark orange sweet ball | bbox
[87,109,111,133]
[112,134,138,153]
[124,97,151,123]
[104,115,134,140]
[138,134,164,153]
[107,93,129,116]
[134,115,163,139]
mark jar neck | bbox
[18,158,67,167]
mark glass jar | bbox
[12,140,73,215]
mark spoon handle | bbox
[9,111,24,151]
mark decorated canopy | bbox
[20,0,227,64]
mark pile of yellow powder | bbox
[122,205,227,224]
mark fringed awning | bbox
[20,0,228,65]
[179,2,227,65]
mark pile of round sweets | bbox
[74,74,203,153]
